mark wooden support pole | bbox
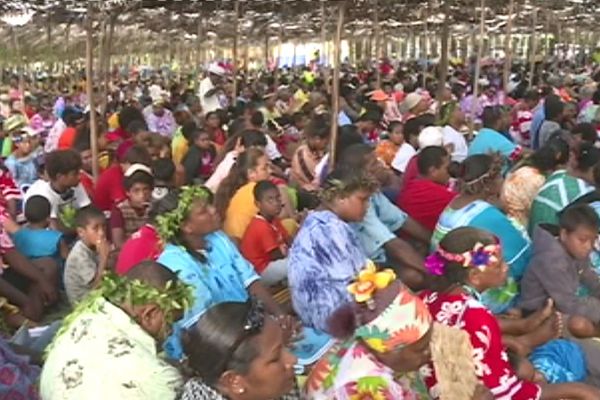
[232,1,240,99]
[422,2,429,88]
[196,13,204,68]
[470,0,486,132]
[85,2,99,181]
[373,0,382,88]
[528,7,538,89]
[437,0,450,108]
[503,0,515,93]
[264,32,269,69]
[329,1,345,169]
[320,0,327,65]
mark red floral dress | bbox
[419,290,541,399]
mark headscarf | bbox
[347,262,432,353]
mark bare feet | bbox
[524,299,554,330]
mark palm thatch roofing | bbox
[0,0,598,64]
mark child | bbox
[24,149,91,234]
[290,116,330,192]
[520,204,600,324]
[110,164,154,248]
[421,226,600,399]
[151,157,176,202]
[375,120,404,167]
[240,180,291,286]
[182,129,217,185]
[64,206,110,305]
[509,340,588,385]
[11,195,67,261]
[5,128,38,195]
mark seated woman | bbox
[433,153,531,314]
[421,226,600,399]
[180,301,300,400]
[216,148,295,243]
[502,135,570,228]
[397,146,457,231]
[306,268,434,399]
[156,187,291,360]
[529,141,600,233]
[288,168,377,333]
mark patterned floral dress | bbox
[305,340,429,399]
[419,290,541,399]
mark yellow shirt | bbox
[108,112,120,131]
[171,128,189,165]
[224,182,258,240]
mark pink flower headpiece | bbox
[425,240,501,276]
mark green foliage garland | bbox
[155,185,211,242]
[45,271,194,357]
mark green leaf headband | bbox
[155,185,211,242]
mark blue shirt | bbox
[531,105,546,149]
[157,231,260,359]
[288,210,366,332]
[352,192,408,264]
[11,228,62,260]
[468,127,518,175]
[5,154,38,193]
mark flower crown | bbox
[347,260,396,309]
[425,241,500,276]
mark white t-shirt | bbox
[205,151,237,193]
[442,125,469,162]
[25,179,91,219]
[198,77,221,114]
[391,143,417,173]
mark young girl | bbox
[205,111,226,146]
[182,129,217,184]
[215,148,271,242]
[288,168,378,333]
[420,226,600,399]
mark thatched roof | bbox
[0,0,598,64]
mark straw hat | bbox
[402,92,424,112]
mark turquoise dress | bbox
[432,200,532,314]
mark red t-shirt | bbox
[94,164,126,211]
[57,127,78,150]
[115,224,162,276]
[79,170,95,203]
[399,155,419,192]
[397,178,457,231]
[240,215,289,274]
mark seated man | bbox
[41,261,187,400]
[338,144,431,290]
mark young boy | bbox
[240,180,290,286]
[375,120,404,168]
[11,195,67,261]
[64,207,110,305]
[24,149,91,234]
[5,128,38,195]
[110,164,154,248]
[520,204,600,323]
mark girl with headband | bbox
[421,227,600,399]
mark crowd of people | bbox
[1,55,600,399]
